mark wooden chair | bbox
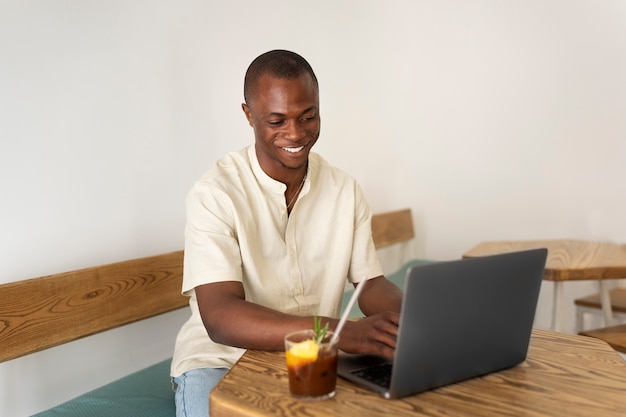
[574,244,626,355]
[579,323,626,354]
[574,281,626,332]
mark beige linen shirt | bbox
[171,145,383,377]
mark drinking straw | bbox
[330,276,367,345]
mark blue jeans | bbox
[172,367,229,417]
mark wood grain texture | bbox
[0,251,186,362]
[371,208,414,249]
[575,288,626,313]
[580,324,626,353]
[210,329,626,417]
[463,240,626,281]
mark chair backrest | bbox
[371,208,415,249]
[0,251,186,362]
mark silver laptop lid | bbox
[388,248,547,398]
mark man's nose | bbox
[283,120,306,140]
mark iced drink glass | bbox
[284,329,338,400]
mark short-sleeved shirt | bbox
[171,145,383,377]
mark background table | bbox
[463,240,626,332]
[210,329,626,417]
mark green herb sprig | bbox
[313,316,329,344]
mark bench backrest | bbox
[0,251,186,362]
[0,208,414,363]
[371,208,414,249]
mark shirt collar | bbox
[247,145,312,196]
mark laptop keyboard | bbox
[351,362,393,389]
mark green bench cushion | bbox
[341,259,435,318]
[33,358,175,417]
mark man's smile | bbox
[282,146,305,153]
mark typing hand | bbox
[337,312,399,359]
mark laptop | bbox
[337,248,547,399]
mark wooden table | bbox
[210,329,626,417]
[463,240,626,332]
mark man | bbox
[171,50,403,416]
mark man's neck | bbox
[255,146,307,187]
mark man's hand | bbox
[336,312,400,359]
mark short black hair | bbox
[244,50,318,104]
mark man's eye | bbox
[267,120,283,126]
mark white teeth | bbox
[283,146,304,153]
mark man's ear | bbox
[241,103,254,127]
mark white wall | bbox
[1,1,625,415]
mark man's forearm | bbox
[358,276,403,316]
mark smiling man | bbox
[170,50,403,417]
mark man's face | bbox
[242,73,320,179]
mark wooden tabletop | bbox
[463,239,626,281]
[210,329,626,417]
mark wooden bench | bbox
[342,208,433,317]
[0,208,425,416]
[370,207,415,249]
[0,251,187,417]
